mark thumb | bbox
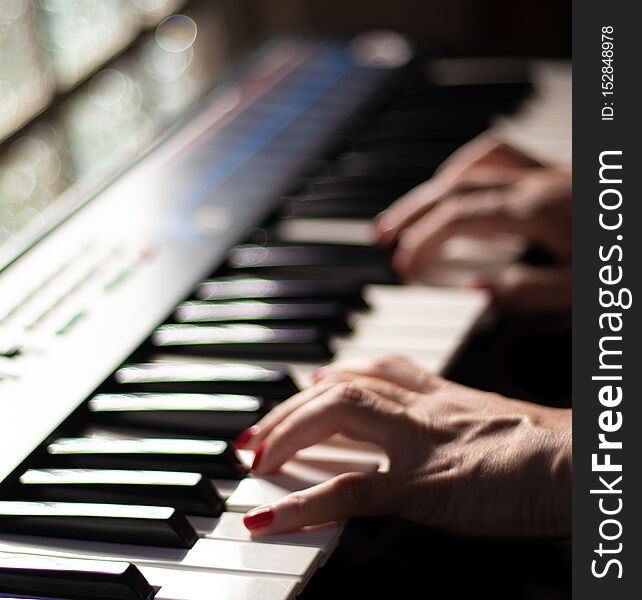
[243,471,398,535]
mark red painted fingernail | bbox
[464,278,492,290]
[312,366,328,382]
[464,278,496,299]
[235,425,260,449]
[373,212,386,229]
[243,506,274,530]
[464,278,498,306]
[251,442,266,471]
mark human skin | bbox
[236,356,572,538]
[375,135,572,313]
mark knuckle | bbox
[286,491,309,523]
[321,371,352,386]
[333,473,369,509]
[502,266,530,292]
[372,354,407,373]
[434,198,460,221]
[334,381,363,406]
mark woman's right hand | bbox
[238,356,572,538]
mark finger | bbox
[436,134,543,179]
[318,373,418,404]
[376,133,544,244]
[393,190,538,278]
[243,471,400,534]
[253,384,404,474]
[374,164,523,245]
[473,265,572,314]
[235,382,335,449]
[316,355,438,393]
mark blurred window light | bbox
[0,1,223,265]
[37,0,140,89]
[0,0,53,141]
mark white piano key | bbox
[0,535,319,582]
[145,565,298,600]
[336,337,452,357]
[226,456,379,512]
[0,555,298,600]
[174,538,320,581]
[338,327,455,350]
[295,439,385,466]
[274,218,374,245]
[211,478,243,500]
[197,511,342,556]
[350,313,469,334]
[332,346,444,373]
[365,284,488,313]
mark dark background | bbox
[237,0,571,57]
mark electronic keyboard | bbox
[0,33,542,599]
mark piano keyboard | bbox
[0,34,549,599]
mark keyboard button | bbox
[0,501,198,548]
[17,469,225,518]
[0,552,154,600]
[46,438,246,480]
[88,393,269,438]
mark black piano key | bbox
[226,244,397,284]
[88,392,269,438]
[391,81,532,109]
[16,469,225,518]
[282,196,394,219]
[45,437,246,480]
[0,344,20,359]
[195,277,367,308]
[375,108,493,135]
[174,300,351,333]
[280,182,409,218]
[327,151,446,177]
[352,122,484,144]
[112,361,299,398]
[0,552,154,600]
[152,324,333,361]
[318,165,432,184]
[228,243,386,267]
[0,501,197,548]
[299,178,412,199]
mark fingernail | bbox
[464,278,493,292]
[251,442,266,471]
[235,425,260,449]
[312,366,328,382]
[373,212,388,230]
[464,278,498,305]
[243,506,274,530]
